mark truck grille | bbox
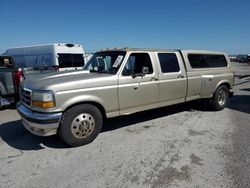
[20,87,32,107]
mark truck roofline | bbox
[98,47,227,55]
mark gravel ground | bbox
[0,63,250,188]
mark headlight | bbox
[32,90,55,108]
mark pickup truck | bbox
[0,56,24,108]
[17,48,234,146]
[0,55,58,108]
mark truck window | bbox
[158,53,180,73]
[122,53,153,76]
[72,54,85,67]
[58,54,72,68]
[58,53,84,68]
[0,57,13,68]
[188,54,228,68]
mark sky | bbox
[0,0,249,54]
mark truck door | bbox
[156,52,187,104]
[118,52,159,115]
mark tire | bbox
[209,85,229,111]
[59,104,103,147]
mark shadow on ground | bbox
[0,102,202,150]
[0,105,16,111]
[0,120,69,150]
[1,94,249,150]
[240,88,250,92]
[227,95,250,114]
[102,101,203,132]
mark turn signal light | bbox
[32,101,55,108]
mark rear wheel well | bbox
[221,82,230,91]
[209,84,229,111]
[64,102,107,120]
[214,82,230,96]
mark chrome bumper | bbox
[16,102,62,136]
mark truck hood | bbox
[21,70,117,92]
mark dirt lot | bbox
[0,63,250,188]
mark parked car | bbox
[247,54,250,65]
[237,55,247,63]
[4,43,88,71]
[17,48,234,146]
[229,56,237,62]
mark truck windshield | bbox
[83,51,126,74]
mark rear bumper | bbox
[16,102,62,136]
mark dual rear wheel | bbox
[209,85,229,111]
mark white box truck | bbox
[3,43,88,71]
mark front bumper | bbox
[16,102,62,136]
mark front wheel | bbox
[209,85,229,111]
[59,104,103,147]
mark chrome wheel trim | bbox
[218,89,227,106]
[71,113,95,138]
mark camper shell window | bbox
[188,54,228,68]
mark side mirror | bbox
[142,67,149,74]
[131,67,149,79]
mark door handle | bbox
[177,75,184,79]
[150,77,158,81]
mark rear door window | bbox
[58,53,84,68]
[158,53,180,73]
[58,54,72,68]
[72,54,85,67]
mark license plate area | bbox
[0,97,14,106]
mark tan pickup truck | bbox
[17,48,234,146]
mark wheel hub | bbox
[218,90,226,106]
[71,113,95,138]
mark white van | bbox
[4,43,88,71]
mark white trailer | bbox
[4,43,88,71]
